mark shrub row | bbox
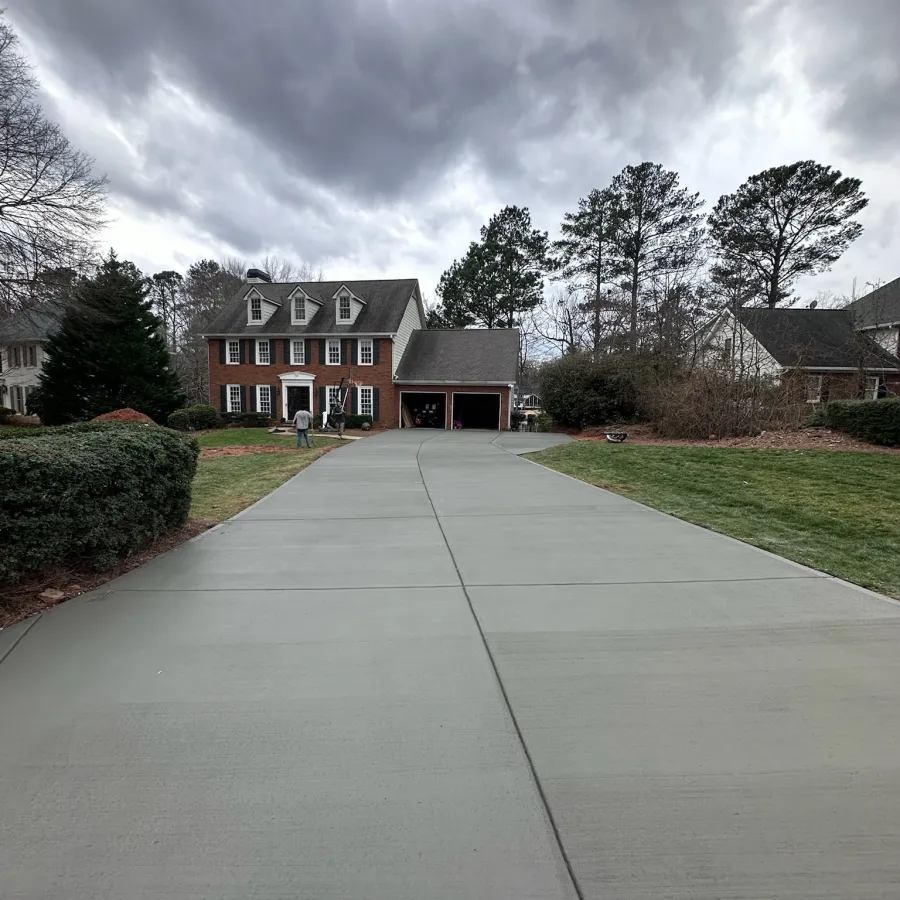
[825,398,900,446]
[167,404,219,431]
[222,411,272,428]
[0,424,199,583]
[0,405,16,423]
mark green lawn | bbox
[191,429,342,521]
[528,442,900,598]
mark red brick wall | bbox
[395,384,512,430]
[208,338,400,424]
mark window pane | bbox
[359,387,373,417]
[359,339,373,364]
[339,295,351,319]
[258,340,270,364]
[228,385,241,412]
[258,387,271,414]
[294,297,305,320]
[291,340,305,364]
[250,297,262,320]
[327,339,341,364]
[228,340,240,363]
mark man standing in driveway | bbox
[292,406,314,449]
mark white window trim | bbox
[227,340,240,365]
[291,339,306,365]
[338,293,352,322]
[256,339,271,365]
[805,374,823,404]
[358,338,373,366]
[256,385,273,415]
[358,385,374,418]
[290,290,309,325]
[227,384,242,413]
[864,376,880,401]
[326,338,341,366]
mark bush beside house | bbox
[168,404,219,431]
[0,424,198,583]
[826,399,900,446]
[539,353,637,429]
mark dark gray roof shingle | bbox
[846,276,900,328]
[395,329,519,383]
[203,279,420,335]
[735,307,900,370]
[0,307,60,343]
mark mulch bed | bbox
[92,407,156,423]
[573,424,900,454]
[0,518,215,629]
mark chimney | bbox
[246,268,272,284]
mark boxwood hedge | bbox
[0,423,199,583]
[825,398,900,447]
[167,404,219,431]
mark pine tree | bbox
[34,252,184,424]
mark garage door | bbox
[452,392,501,430]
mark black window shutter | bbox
[249,386,256,412]
[372,387,380,422]
[239,385,247,412]
[219,384,227,412]
[271,386,278,418]
[318,385,326,414]
[249,340,256,365]
[347,386,355,415]
[351,340,358,366]
[318,339,326,364]
[305,339,311,364]
[282,339,290,363]
[239,340,246,364]
[340,340,348,365]
[372,339,381,365]
[219,340,226,364]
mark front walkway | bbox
[2,430,899,899]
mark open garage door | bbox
[452,392,501,430]
[399,391,447,428]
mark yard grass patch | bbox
[195,427,310,449]
[528,443,900,599]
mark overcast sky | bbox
[7,0,899,301]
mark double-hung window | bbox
[257,386,272,415]
[293,295,306,323]
[227,384,242,412]
[27,345,36,367]
[12,346,20,367]
[358,386,373,417]
[250,296,262,322]
[326,338,341,365]
[327,385,342,411]
[291,340,305,365]
[227,340,240,364]
[358,338,373,365]
[865,376,881,400]
[338,294,351,321]
[805,375,823,404]
[257,339,270,364]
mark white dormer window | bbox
[338,294,351,321]
[250,296,262,322]
[293,295,306,322]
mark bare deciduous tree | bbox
[0,18,107,319]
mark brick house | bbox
[696,305,900,403]
[204,271,519,429]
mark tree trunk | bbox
[593,227,603,359]
[629,261,639,352]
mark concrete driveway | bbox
[2,429,899,899]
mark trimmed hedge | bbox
[0,424,199,583]
[825,399,900,446]
[222,411,271,428]
[168,404,219,431]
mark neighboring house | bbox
[0,308,57,415]
[204,271,519,429]
[846,276,900,357]
[696,306,900,403]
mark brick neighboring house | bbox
[696,306,900,402]
[204,271,519,429]
[0,308,58,415]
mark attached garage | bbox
[452,392,501,430]
[395,329,519,431]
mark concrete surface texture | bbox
[1,429,899,899]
